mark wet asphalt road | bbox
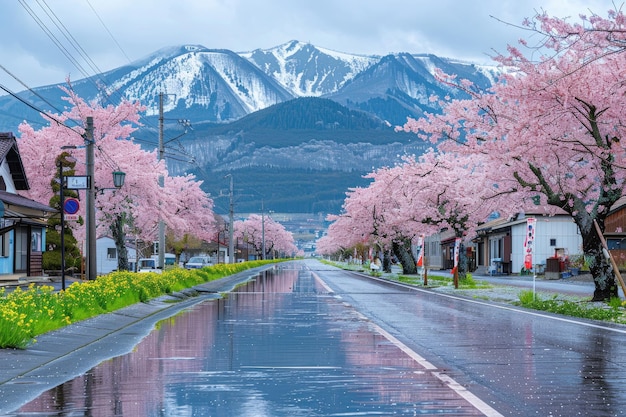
[311,261,626,416]
[2,260,626,416]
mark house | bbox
[96,236,137,275]
[473,211,582,275]
[0,132,54,279]
[603,197,626,267]
[423,229,453,270]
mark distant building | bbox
[96,236,137,275]
[473,210,582,275]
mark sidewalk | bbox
[0,274,81,293]
[0,264,276,414]
[381,265,599,298]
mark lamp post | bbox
[61,119,125,282]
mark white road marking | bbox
[313,272,505,417]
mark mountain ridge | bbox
[0,40,497,215]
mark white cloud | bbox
[0,0,619,92]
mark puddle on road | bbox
[10,266,483,416]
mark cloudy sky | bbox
[0,0,621,92]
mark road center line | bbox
[313,271,504,417]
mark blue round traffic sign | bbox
[63,198,80,215]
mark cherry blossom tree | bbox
[320,148,494,275]
[400,8,626,300]
[18,85,216,270]
[233,214,298,259]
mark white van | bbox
[137,258,161,273]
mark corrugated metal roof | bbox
[0,190,54,212]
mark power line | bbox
[17,0,92,81]
[84,0,132,64]
[35,0,104,77]
[0,63,65,115]
[0,82,80,136]
[15,0,160,143]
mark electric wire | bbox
[14,0,161,140]
[17,0,92,82]
[35,0,104,77]
[0,83,82,137]
[8,1,197,178]
[84,0,132,64]
[0,63,65,115]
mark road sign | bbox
[63,198,80,215]
[65,176,91,190]
[64,214,79,221]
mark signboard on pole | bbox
[416,234,425,267]
[63,198,80,221]
[524,218,536,271]
[452,237,461,274]
[65,176,91,190]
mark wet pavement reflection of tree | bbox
[12,264,485,416]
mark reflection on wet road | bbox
[11,262,490,416]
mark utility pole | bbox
[85,116,96,280]
[228,174,234,263]
[158,92,165,269]
[59,159,66,290]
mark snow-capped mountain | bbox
[0,41,498,214]
[0,40,497,131]
[240,40,378,97]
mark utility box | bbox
[546,257,561,280]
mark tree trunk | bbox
[382,250,392,273]
[577,216,617,301]
[458,242,467,279]
[112,214,129,272]
[392,239,417,274]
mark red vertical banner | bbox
[452,237,461,274]
[524,218,536,270]
[416,234,425,267]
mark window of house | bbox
[107,248,117,259]
[550,238,557,246]
[31,229,42,252]
[0,232,8,257]
[490,238,501,259]
[608,238,626,250]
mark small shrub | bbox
[516,291,622,322]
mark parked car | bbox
[137,258,162,274]
[185,256,213,269]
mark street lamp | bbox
[59,133,125,282]
[112,171,126,188]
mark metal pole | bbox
[158,92,165,269]
[85,117,96,280]
[229,175,234,263]
[59,159,66,290]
